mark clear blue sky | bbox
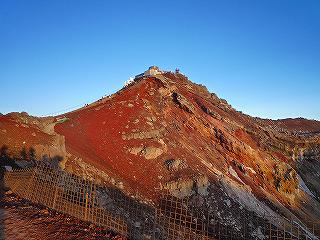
[0,0,319,120]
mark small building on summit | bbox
[135,66,163,79]
[144,66,163,76]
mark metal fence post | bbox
[53,186,59,209]
[313,223,315,235]
[284,221,286,240]
[85,192,89,221]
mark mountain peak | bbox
[1,67,320,234]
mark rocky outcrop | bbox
[172,92,195,113]
[128,146,164,160]
[122,128,164,140]
[162,175,209,198]
[164,159,188,171]
[273,163,298,194]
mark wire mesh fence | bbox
[4,164,320,240]
[156,193,320,240]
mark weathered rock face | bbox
[129,146,164,160]
[0,114,67,167]
[122,129,164,140]
[164,159,188,171]
[162,175,209,198]
[172,92,195,113]
[297,145,320,200]
[273,162,298,194]
[1,67,320,229]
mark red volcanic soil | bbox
[54,74,241,199]
[55,77,170,196]
[234,128,258,149]
[0,115,54,156]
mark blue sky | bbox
[0,0,319,120]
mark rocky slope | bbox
[1,67,320,236]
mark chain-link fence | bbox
[4,164,320,240]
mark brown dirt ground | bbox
[0,191,125,240]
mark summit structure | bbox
[135,66,164,79]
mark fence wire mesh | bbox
[4,164,320,240]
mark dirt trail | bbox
[0,192,124,240]
[0,207,49,239]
